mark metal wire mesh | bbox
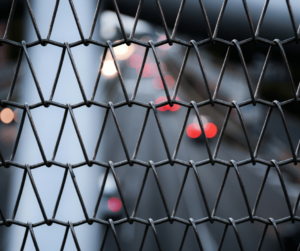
[1,0,300,250]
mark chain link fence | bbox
[1,0,300,250]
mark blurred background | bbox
[1,0,300,250]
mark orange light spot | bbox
[187,123,201,138]
[114,44,128,55]
[204,123,217,138]
[107,197,122,212]
[1,108,14,124]
[152,75,175,90]
[102,60,117,76]
[113,41,135,60]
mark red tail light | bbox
[155,96,181,112]
[186,123,201,138]
[107,197,122,212]
[186,122,217,139]
[204,123,217,138]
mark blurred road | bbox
[97,42,300,250]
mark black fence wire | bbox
[1,0,300,250]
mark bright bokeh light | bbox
[114,43,135,60]
[107,197,122,212]
[152,75,175,90]
[204,123,217,138]
[115,44,128,55]
[0,108,14,124]
[155,96,181,112]
[102,60,117,76]
[158,35,172,50]
[187,123,201,138]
